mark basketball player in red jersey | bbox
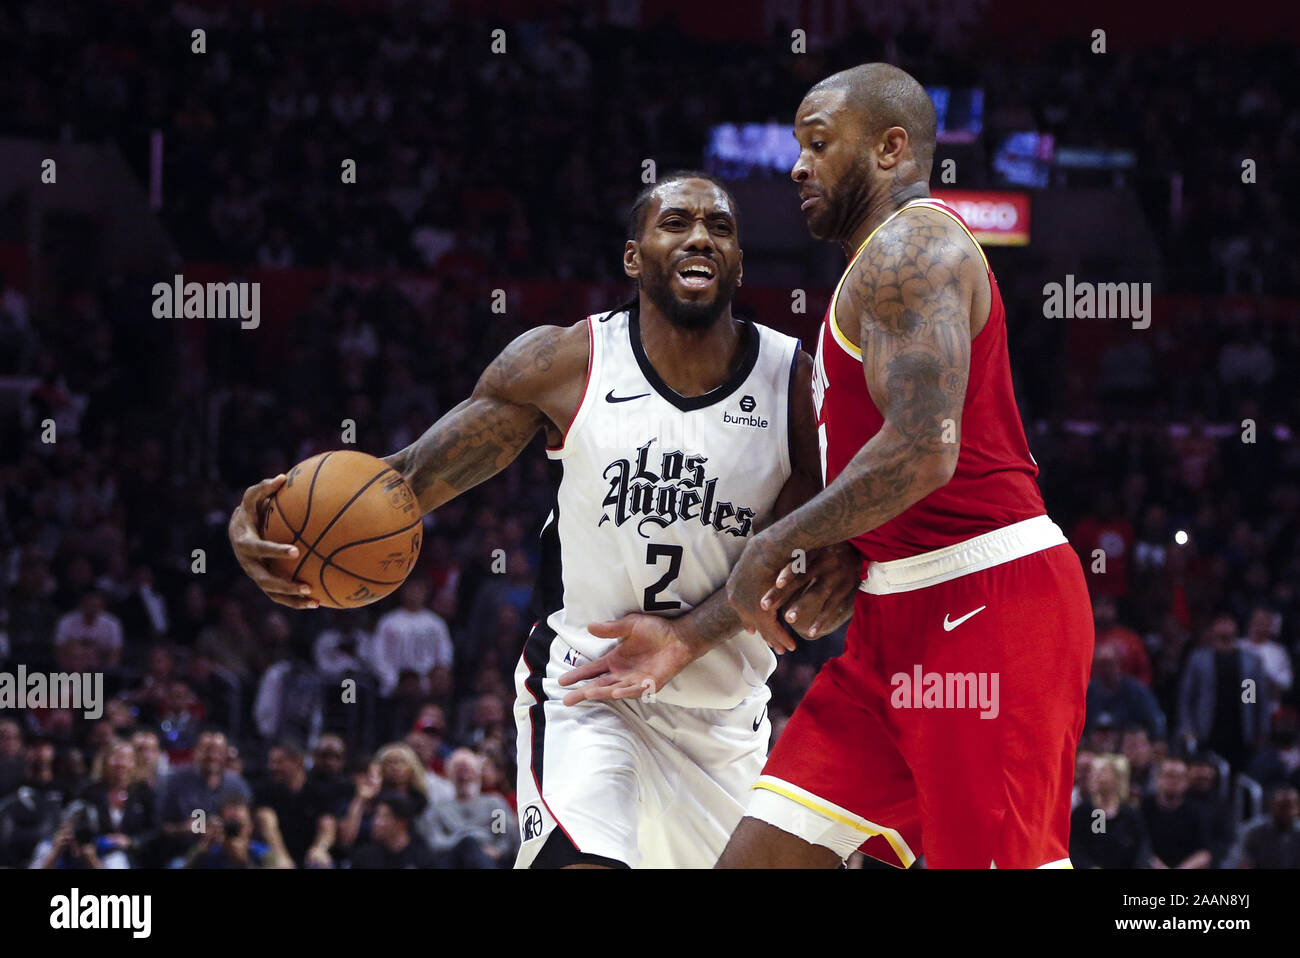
[720,64,1094,868]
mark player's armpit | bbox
[384,322,589,514]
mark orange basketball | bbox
[261,450,423,608]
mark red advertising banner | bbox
[930,190,1031,246]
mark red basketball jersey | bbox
[811,197,1045,562]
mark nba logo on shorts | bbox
[522,805,543,840]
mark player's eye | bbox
[812,141,827,151]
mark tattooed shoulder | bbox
[480,320,591,407]
[841,207,976,345]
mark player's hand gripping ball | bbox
[259,450,422,608]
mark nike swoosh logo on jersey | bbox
[752,708,767,732]
[605,390,650,403]
[943,605,987,631]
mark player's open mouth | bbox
[676,259,717,290]
[801,196,821,211]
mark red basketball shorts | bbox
[747,516,1094,868]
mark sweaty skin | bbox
[227,179,860,707]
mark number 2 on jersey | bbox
[643,543,683,612]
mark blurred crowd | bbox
[1,1,1296,293]
[0,1,1298,868]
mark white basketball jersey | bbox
[533,307,800,710]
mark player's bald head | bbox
[807,63,937,178]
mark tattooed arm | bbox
[381,324,587,514]
[228,322,589,609]
[727,208,982,624]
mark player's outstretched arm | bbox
[227,323,588,609]
[727,210,979,626]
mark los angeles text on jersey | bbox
[600,439,756,538]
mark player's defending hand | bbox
[558,615,698,706]
[726,530,797,640]
[759,541,860,640]
[227,474,318,610]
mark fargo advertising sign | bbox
[931,190,1031,246]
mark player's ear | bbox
[623,240,641,280]
[737,248,743,288]
[878,126,908,170]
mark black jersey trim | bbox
[522,620,556,792]
[626,306,761,412]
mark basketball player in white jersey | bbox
[227,172,860,868]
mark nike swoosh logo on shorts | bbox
[943,605,987,631]
[752,708,766,732]
[606,390,650,403]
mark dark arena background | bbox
[0,0,1298,938]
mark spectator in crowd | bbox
[1093,595,1152,686]
[80,738,157,868]
[1178,613,1273,771]
[1070,754,1151,869]
[305,734,354,820]
[1072,748,1097,810]
[420,748,517,868]
[1073,493,1135,599]
[1142,758,1213,869]
[184,797,293,869]
[313,614,374,682]
[1185,755,1236,867]
[1120,726,1157,800]
[156,729,253,865]
[301,734,355,869]
[53,589,122,670]
[253,645,324,748]
[1230,786,1300,868]
[337,742,429,849]
[1240,605,1293,700]
[410,704,453,773]
[1247,708,1300,790]
[115,563,169,643]
[6,547,59,666]
[30,806,107,869]
[0,738,65,867]
[1086,644,1167,740]
[254,741,334,867]
[0,719,24,796]
[365,580,453,700]
[130,729,167,789]
[349,791,441,869]
[403,729,454,805]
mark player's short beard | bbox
[811,160,874,243]
[641,266,737,331]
